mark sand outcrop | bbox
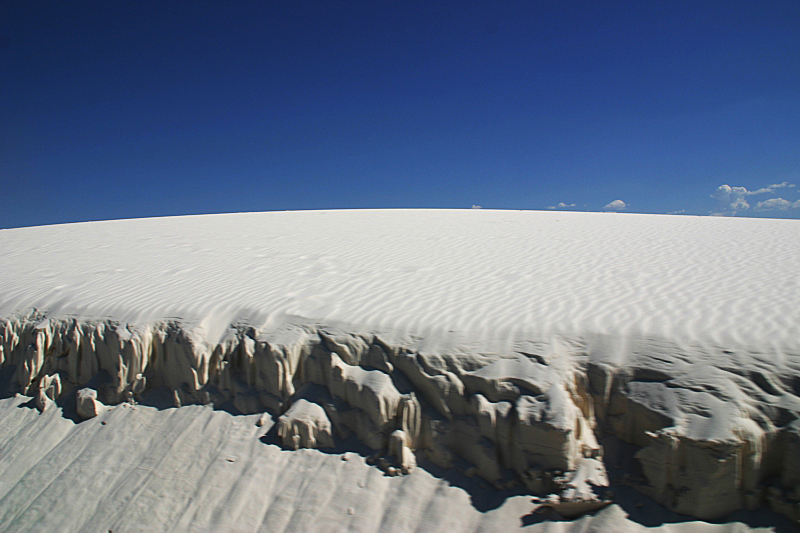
[76,387,106,419]
[2,314,798,523]
[276,398,334,450]
[34,373,61,412]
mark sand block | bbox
[634,421,766,520]
[471,393,513,445]
[256,412,270,427]
[388,429,416,473]
[305,348,403,429]
[448,420,504,483]
[276,399,334,450]
[511,386,581,472]
[35,373,62,412]
[76,388,106,419]
[781,420,800,490]
[533,498,613,519]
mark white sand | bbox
[0,209,798,532]
[0,396,791,533]
[1,209,797,347]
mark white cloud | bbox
[747,182,795,195]
[754,198,792,211]
[747,187,775,195]
[711,184,750,214]
[547,202,576,209]
[712,182,798,215]
[742,181,794,196]
[603,199,626,211]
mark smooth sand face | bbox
[0,210,798,532]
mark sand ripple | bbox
[0,210,797,352]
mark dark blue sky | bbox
[2,0,799,228]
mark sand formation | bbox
[0,209,798,528]
[1,314,799,523]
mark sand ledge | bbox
[2,311,798,525]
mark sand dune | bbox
[1,210,797,346]
[0,209,798,532]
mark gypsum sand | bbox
[0,209,798,532]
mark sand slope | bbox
[0,209,798,531]
[0,396,793,533]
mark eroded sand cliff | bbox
[0,209,798,530]
[2,313,798,523]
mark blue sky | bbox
[2,0,799,228]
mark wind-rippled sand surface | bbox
[1,209,797,349]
